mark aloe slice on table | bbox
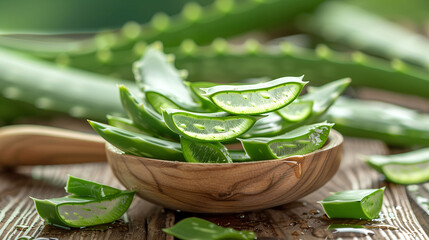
[65,175,122,199]
[32,192,134,228]
[240,122,334,161]
[181,138,232,163]
[366,148,429,184]
[319,187,385,220]
[162,217,256,240]
[276,100,313,122]
[88,121,184,161]
[202,76,307,114]
[162,109,260,142]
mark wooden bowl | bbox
[106,130,343,213]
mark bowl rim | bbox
[106,129,343,166]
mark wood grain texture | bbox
[106,130,343,213]
[0,138,427,239]
[0,125,106,166]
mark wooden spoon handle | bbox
[0,125,106,166]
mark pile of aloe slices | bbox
[90,45,351,163]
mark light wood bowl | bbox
[106,130,343,213]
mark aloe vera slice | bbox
[65,175,122,199]
[240,122,333,161]
[145,90,208,114]
[118,85,175,138]
[107,115,154,135]
[32,192,134,228]
[187,81,219,111]
[276,100,313,122]
[162,109,259,142]
[366,148,429,184]
[88,121,184,161]
[319,187,385,220]
[162,217,256,240]
[229,150,252,162]
[181,137,232,163]
[202,76,307,114]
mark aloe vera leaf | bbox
[1,0,323,66]
[162,217,256,240]
[145,90,209,114]
[244,78,350,138]
[276,100,313,122]
[240,122,333,161]
[162,108,259,142]
[319,187,385,220]
[170,42,429,99]
[118,84,176,138]
[307,2,429,68]
[323,97,429,147]
[181,138,232,163]
[107,115,153,135]
[228,150,251,163]
[32,191,134,228]
[366,148,429,184]
[88,120,184,161]
[0,47,132,121]
[187,81,219,111]
[134,47,200,109]
[202,76,307,115]
[65,175,122,199]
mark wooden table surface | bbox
[1,90,428,240]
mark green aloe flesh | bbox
[240,122,334,161]
[88,120,184,161]
[229,150,252,163]
[134,48,198,108]
[145,90,207,114]
[65,175,122,199]
[118,85,175,138]
[202,76,307,115]
[107,115,152,135]
[276,100,313,122]
[245,78,350,138]
[33,192,134,228]
[162,108,259,142]
[181,138,232,163]
[187,81,219,111]
[366,148,429,184]
[162,217,256,240]
[319,187,385,220]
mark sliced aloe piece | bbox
[162,109,259,142]
[319,187,385,220]
[187,81,219,111]
[145,90,208,114]
[65,175,122,199]
[163,217,256,240]
[88,121,184,161]
[245,78,350,138]
[202,76,307,115]
[229,150,252,163]
[32,191,134,228]
[240,122,334,160]
[276,100,313,122]
[181,138,232,163]
[107,115,153,135]
[133,47,198,108]
[366,148,429,184]
[118,85,175,138]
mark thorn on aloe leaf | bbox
[391,59,407,72]
[280,41,293,55]
[133,41,147,56]
[351,51,366,64]
[180,39,197,55]
[214,0,235,14]
[211,38,228,54]
[182,2,203,22]
[151,12,170,32]
[245,39,260,54]
[315,44,331,59]
[122,21,141,40]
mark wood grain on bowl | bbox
[106,130,343,213]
